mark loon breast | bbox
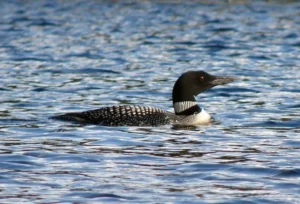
[184,109,211,125]
[172,102,211,126]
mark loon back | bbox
[51,70,236,127]
[52,105,175,126]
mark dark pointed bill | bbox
[210,76,237,86]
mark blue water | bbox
[1,0,300,203]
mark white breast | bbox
[192,109,211,125]
[173,108,211,126]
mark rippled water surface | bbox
[1,0,300,203]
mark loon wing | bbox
[51,105,174,126]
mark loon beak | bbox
[210,76,237,86]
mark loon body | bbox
[51,71,236,126]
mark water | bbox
[1,0,299,203]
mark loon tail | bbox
[50,113,89,123]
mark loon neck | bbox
[173,101,201,115]
[172,77,202,115]
[171,71,204,115]
[172,75,201,115]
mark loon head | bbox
[172,71,236,104]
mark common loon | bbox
[51,71,236,126]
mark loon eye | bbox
[200,76,204,81]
